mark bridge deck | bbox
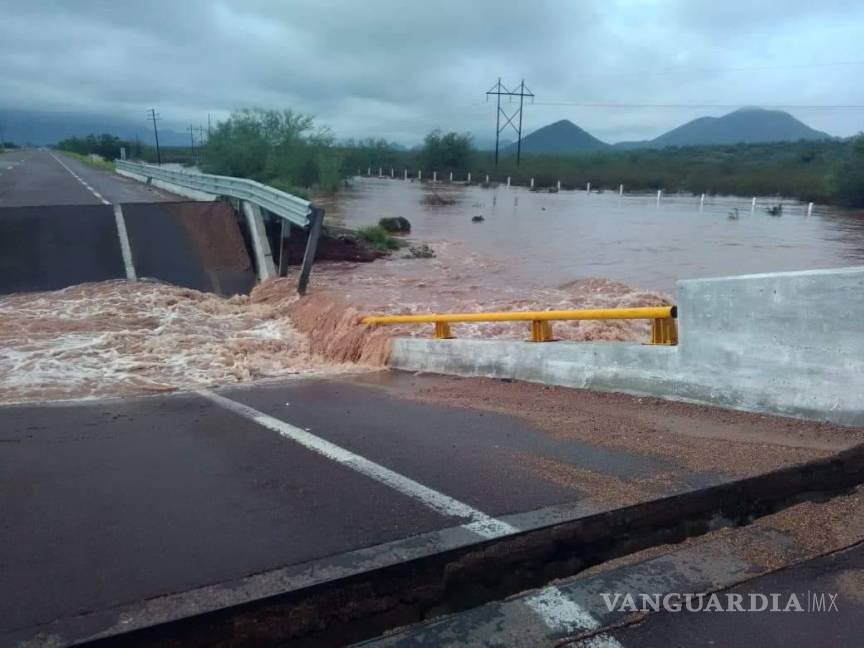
[3,371,859,645]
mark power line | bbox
[148,108,162,166]
[486,78,534,167]
[530,102,864,110]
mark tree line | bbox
[56,108,864,207]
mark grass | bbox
[357,225,401,251]
[59,150,116,172]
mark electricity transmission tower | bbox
[486,78,534,167]
[148,108,162,165]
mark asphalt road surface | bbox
[1,371,766,645]
[600,542,864,648]
[0,148,177,207]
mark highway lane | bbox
[3,371,854,645]
[0,148,179,207]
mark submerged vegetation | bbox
[357,225,401,251]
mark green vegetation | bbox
[201,108,342,194]
[348,134,864,207]
[54,110,864,207]
[378,217,411,233]
[59,150,116,172]
[58,133,126,160]
[357,225,400,251]
[420,130,473,174]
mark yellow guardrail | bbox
[362,306,678,345]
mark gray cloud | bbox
[1,0,863,144]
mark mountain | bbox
[0,108,188,146]
[637,108,832,148]
[507,120,609,154]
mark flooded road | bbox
[320,178,864,292]
[4,177,863,404]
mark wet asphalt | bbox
[0,148,175,207]
[0,372,720,642]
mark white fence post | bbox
[530,177,534,188]
[404,169,408,180]
[656,189,662,205]
[807,202,814,216]
[418,170,422,181]
[433,171,437,183]
[700,194,705,210]
[507,176,511,187]
[586,182,591,193]
[485,174,490,183]
[467,172,471,183]
[390,168,394,178]
[619,184,624,197]
[367,167,371,176]
[378,167,382,177]
[557,180,561,190]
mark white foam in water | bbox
[0,280,357,404]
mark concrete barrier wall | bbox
[389,267,864,425]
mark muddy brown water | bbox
[319,178,864,292]
[4,178,863,403]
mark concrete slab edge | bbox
[16,443,864,647]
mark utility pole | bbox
[485,78,534,167]
[148,108,162,165]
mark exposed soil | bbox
[403,376,864,481]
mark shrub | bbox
[378,216,411,233]
[357,225,400,251]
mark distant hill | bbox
[507,120,609,154]
[618,108,831,149]
[0,108,188,146]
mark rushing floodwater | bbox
[319,178,864,292]
[5,176,864,404]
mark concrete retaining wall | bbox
[390,267,864,425]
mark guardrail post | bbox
[650,318,678,345]
[297,206,325,296]
[242,201,276,281]
[278,219,292,277]
[530,320,554,342]
[434,322,453,339]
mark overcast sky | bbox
[2,0,863,144]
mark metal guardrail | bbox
[114,160,312,228]
[363,306,678,345]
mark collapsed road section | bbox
[0,201,255,297]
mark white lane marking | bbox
[524,586,625,647]
[48,152,111,205]
[197,389,518,539]
[113,204,137,280]
[201,390,619,640]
